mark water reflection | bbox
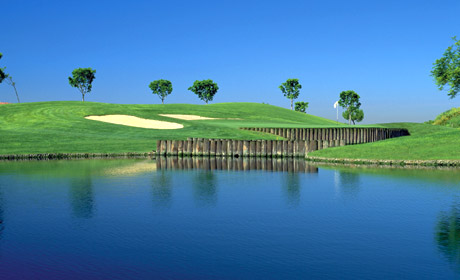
[70,177,94,219]
[151,171,173,208]
[339,171,361,197]
[193,171,217,207]
[0,187,4,241]
[436,202,460,266]
[283,173,301,207]
[156,157,319,173]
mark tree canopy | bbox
[431,37,460,99]
[0,53,6,84]
[295,101,309,113]
[188,79,219,104]
[279,78,302,110]
[68,68,96,102]
[149,79,173,104]
[342,108,364,125]
[338,90,363,125]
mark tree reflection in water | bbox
[0,187,4,240]
[70,177,94,219]
[436,202,460,267]
[339,171,361,197]
[151,171,173,208]
[193,170,217,207]
[283,172,301,207]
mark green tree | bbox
[0,53,6,84]
[338,90,362,125]
[431,37,460,99]
[149,79,172,104]
[279,78,302,110]
[342,108,364,125]
[188,79,219,104]
[68,68,96,102]
[294,101,309,113]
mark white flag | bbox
[333,101,339,109]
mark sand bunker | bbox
[159,114,241,120]
[85,115,183,129]
[159,114,218,120]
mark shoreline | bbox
[306,156,460,167]
[0,152,155,161]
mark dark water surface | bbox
[0,158,459,279]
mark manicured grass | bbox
[0,101,339,154]
[310,122,460,160]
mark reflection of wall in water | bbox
[157,157,318,173]
[436,202,460,268]
[151,171,173,208]
[70,177,94,219]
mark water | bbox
[0,158,459,279]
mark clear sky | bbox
[1,0,459,123]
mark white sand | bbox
[159,114,218,120]
[159,114,242,120]
[85,115,184,129]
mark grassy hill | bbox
[309,122,460,160]
[0,101,339,154]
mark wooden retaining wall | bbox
[155,128,409,158]
[240,127,409,144]
[156,138,345,158]
[156,156,319,173]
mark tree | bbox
[4,75,20,103]
[279,79,302,110]
[431,37,460,99]
[149,79,172,104]
[0,53,6,84]
[338,90,362,125]
[188,79,219,104]
[342,108,364,125]
[68,68,96,102]
[294,101,309,113]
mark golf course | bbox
[0,101,459,161]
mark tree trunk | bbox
[348,107,351,125]
[13,84,20,103]
[291,99,293,110]
[82,94,85,102]
[162,98,164,104]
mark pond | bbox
[0,158,459,279]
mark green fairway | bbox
[0,101,339,154]
[309,122,460,160]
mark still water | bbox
[0,158,459,279]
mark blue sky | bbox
[1,0,459,123]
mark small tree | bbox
[188,79,219,104]
[342,108,364,125]
[4,75,20,103]
[0,53,6,84]
[295,101,309,113]
[431,37,460,99]
[149,79,172,104]
[68,68,96,102]
[338,90,362,125]
[279,78,302,110]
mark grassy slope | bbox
[310,122,460,160]
[0,101,338,154]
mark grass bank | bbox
[309,122,460,160]
[0,101,338,154]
